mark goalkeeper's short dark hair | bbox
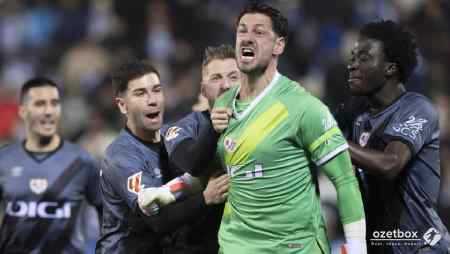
[360,20,418,83]
[237,1,288,41]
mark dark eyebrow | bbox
[254,24,267,28]
[131,87,146,93]
[210,73,222,78]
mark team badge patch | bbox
[127,171,143,194]
[29,178,48,194]
[224,137,237,153]
[359,132,371,147]
[165,126,182,141]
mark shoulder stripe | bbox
[316,143,349,166]
[308,126,341,152]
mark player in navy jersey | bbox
[338,20,450,253]
[0,77,101,254]
[96,60,229,254]
[147,44,239,254]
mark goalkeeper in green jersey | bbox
[210,2,366,254]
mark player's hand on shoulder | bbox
[211,107,232,133]
[203,173,229,205]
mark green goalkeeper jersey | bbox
[215,72,349,254]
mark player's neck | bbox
[127,124,161,143]
[240,61,277,100]
[25,134,61,152]
[369,81,406,114]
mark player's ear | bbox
[18,104,27,120]
[200,81,206,97]
[115,97,127,115]
[385,62,398,77]
[273,36,286,56]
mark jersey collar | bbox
[233,71,281,120]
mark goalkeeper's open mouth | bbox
[240,47,255,62]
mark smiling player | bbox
[0,77,101,253]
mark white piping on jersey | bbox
[233,71,281,121]
[316,143,349,166]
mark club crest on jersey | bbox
[224,137,237,153]
[127,171,143,195]
[165,126,181,141]
[29,178,48,194]
[359,132,371,147]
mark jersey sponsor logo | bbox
[224,137,237,153]
[245,164,264,178]
[6,201,72,219]
[165,126,181,141]
[423,227,441,246]
[127,171,143,194]
[10,166,23,177]
[226,165,240,177]
[359,132,371,147]
[392,115,428,140]
[29,178,48,194]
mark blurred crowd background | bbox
[0,0,449,252]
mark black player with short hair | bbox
[340,20,450,253]
[0,77,101,253]
[96,60,229,254]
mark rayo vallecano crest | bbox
[29,178,48,194]
[359,132,371,147]
[224,137,237,153]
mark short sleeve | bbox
[297,98,349,166]
[383,98,438,155]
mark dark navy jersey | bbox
[352,92,450,254]
[97,111,220,254]
[163,111,223,254]
[163,111,219,177]
[0,140,101,254]
[96,129,166,254]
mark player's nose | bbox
[221,79,232,91]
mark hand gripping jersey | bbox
[215,72,349,254]
[0,140,100,254]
